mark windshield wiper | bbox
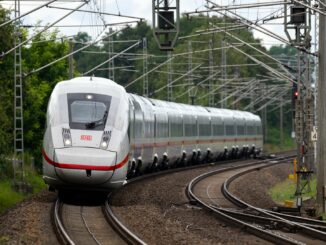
[85,110,108,129]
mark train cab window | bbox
[257,125,262,135]
[68,93,111,130]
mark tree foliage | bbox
[0,6,14,155]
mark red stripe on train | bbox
[42,149,128,171]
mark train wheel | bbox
[161,155,169,170]
[196,151,202,164]
[135,160,142,176]
[149,157,159,172]
[127,161,136,179]
[180,153,187,167]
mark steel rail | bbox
[104,155,264,244]
[187,154,305,245]
[103,195,146,245]
[213,207,326,231]
[53,198,75,245]
[222,164,326,241]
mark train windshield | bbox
[67,93,111,130]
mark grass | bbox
[0,158,47,215]
[264,143,295,154]
[0,180,25,214]
[268,176,317,205]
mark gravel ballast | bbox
[0,161,293,244]
[111,162,293,244]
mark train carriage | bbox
[42,77,263,191]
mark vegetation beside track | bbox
[268,176,317,206]
[0,155,46,214]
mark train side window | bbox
[226,124,235,135]
[237,125,245,136]
[213,123,224,136]
[171,122,183,137]
[247,125,254,135]
[154,116,156,139]
[185,123,192,137]
[199,121,211,136]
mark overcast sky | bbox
[0,0,317,50]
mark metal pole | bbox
[209,39,214,107]
[263,84,268,143]
[317,0,326,213]
[280,96,284,147]
[108,28,114,81]
[13,0,25,183]
[295,49,303,198]
[143,37,148,97]
[250,82,254,112]
[68,38,73,79]
[221,40,226,108]
[188,41,195,104]
[167,51,173,101]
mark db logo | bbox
[81,135,92,141]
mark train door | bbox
[141,99,154,168]
[130,96,143,161]
[128,98,135,159]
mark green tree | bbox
[0,6,14,155]
[23,29,70,165]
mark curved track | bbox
[187,155,326,245]
[53,197,129,245]
[52,153,293,244]
[222,164,326,234]
[53,160,225,245]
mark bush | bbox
[0,155,14,179]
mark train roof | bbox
[52,77,126,95]
[129,94,260,122]
[51,77,260,123]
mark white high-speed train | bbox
[42,77,263,191]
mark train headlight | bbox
[100,130,111,150]
[62,128,72,147]
[64,139,72,146]
[101,141,108,149]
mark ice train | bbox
[42,77,263,191]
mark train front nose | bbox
[53,147,117,185]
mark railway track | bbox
[52,153,296,245]
[187,154,326,244]
[53,196,131,245]
[52,156,259,244]
[52,161,216,245]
